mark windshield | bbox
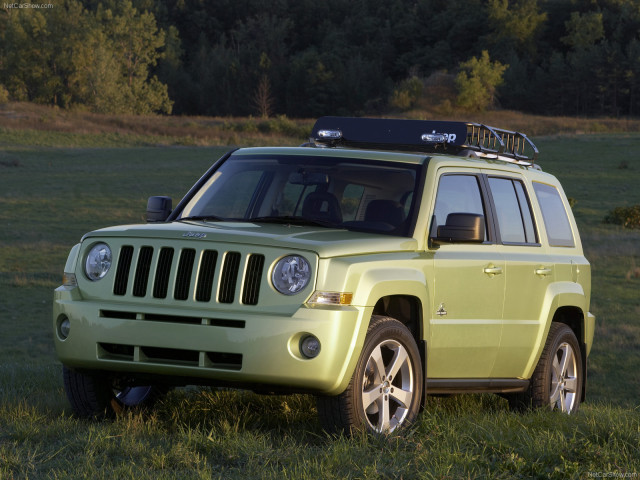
[179,154,422,236]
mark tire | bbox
[508,323,583,414]
[317,315,423,435]
[63,366,167,419]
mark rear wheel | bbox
[63,366,167,418]
[317,315,423,435]
[508,323,583,414]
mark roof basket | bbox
[309,117,539,166]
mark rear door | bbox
[484,174,553,378]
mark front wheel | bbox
[317,315,423,435]
[63,366,167,419]
[508,322,583,414]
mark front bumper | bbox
[53,286,367,395]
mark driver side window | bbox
[433,174,488,241]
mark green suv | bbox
[54,117,594,434]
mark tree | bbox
[561,11,604,50]
[0,0,172,114]
[96,1,172,114]
[253,75,274,118]
[390,76,423,111]
[69,28,123,113]
[456,51,508,111]
[485,0,547,59]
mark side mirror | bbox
[146,196,172,223]
[433,213,484,243]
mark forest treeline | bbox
[1,0,640,118]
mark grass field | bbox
[1,126,639,478]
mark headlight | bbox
[85,243,112,281]
[271,255,311,295]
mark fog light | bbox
[59,317,71,339]
[300,335,321,359]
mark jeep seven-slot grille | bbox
[113,246,264,305]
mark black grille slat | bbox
[140,346,199,366]
[174,249,196,300]
[207,351,243,370]
[196,250,218,302]
[99,343,134,361]
[242,255,265,305]
[113,246,134,295]
[218,252,241,303]
[153,248,174,298]
[133,247,153,297]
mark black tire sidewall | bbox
[531,323,584,413]
[63,366,117,419]
[63,366,164,418]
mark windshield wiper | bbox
[178,215,226,222]
[250,216,342,229]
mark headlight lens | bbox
[85,243,112,281]
[271,255,311,295]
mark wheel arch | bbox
[552,305,585,346]
[521,285,589,389]
[354,269,429,363]
[372,294,424,342]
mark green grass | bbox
[1,130,639,478]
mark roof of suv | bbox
[233,146,430,165]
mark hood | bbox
[82,221,419,258]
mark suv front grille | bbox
[113,245,265,305]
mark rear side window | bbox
[532,182,575,247]
[488,177,537,244]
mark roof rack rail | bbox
[309,117,539,166]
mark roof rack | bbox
[309,116,539,166]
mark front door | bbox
[428,173,505,378]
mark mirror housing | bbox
[146,196,172,223]
[433,213,484,243]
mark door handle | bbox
[483,264,503,276]
[535,267,552,276]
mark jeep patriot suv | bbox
[54,117,595,434]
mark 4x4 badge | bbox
[436,303,447,316]
[182,232,207,239]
